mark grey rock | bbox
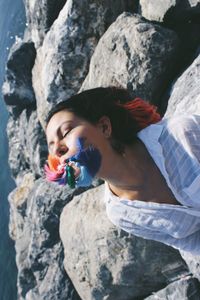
[7,115,29,183]
[9,173,35,241]
[139,1,200,71]
[145,276,200,300]
[9,177,84,300]
[139,0,200,23]
[2,39,36,108]
[139,0,177,22]
[165,52,200,117]
[5,0,200,298]
[32,0,136,128]
[60,184,187,300]
[6,109,48,181]
[188,0,200,6]
[180,251,200,282]
[81,13,179,107]
[23,0,67,47]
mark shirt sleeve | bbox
[105,192,200,255]
[121,219,200,255]
[159,115,200,208]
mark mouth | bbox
[67,161,81,179]
[44,155,76,187]
[45,141,101,188]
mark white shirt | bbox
[104,115,200,255]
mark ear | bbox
[97,116,112,138]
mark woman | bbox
[45,87,200,255]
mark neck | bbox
[100,139,149,198]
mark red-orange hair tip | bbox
[118,97,161,129]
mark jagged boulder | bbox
[165,52,200,117]
[180,251,200,282]
[145,277,200,300]
[6,109,47,182]
[3,0,200,299]
[23,0,67,47]
[139,0,177,22]
[139,0,200,23]
[9,176,86,300]
[32,0,136,128]
[2,39,36,108]
[9,173,35,241]
[81,12,179,108]
[60,184,188,300]
[139,0,200,70]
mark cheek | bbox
[65,135,82,157]
[73,142,102,177]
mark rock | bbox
[23,0,67,47]
[32,0,137,128]
[4,0,200,298]
[165,52,200,117]
[60,184,187,300]
[139,0,177,22]
[6,109,48,181]
[2,39,36,108]
[9,177,85,300]
[81,13,179,108]
[7,116,29,183]
[139,1,200,71]
[144,277,200,300]
[9,173,35,241]
[180,251,200,282]
[139,0,200,23]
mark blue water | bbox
[0,0,26,299]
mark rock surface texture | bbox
[32,0,136,127]
[2,40,36,108]
[2,0,200,299]
[81,12,179,107]
[139,0,200,22]
[165,51,200,117]
[60,185,188,300]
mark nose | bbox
[54,141,68,158]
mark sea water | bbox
[0,0,25,299]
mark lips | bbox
[44,138,102,188]
[44,154,77,187]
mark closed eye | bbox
[62,129,72,138]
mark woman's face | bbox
[46,109,112,179]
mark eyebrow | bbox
[59,120,73,131]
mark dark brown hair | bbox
[46,87,161,153]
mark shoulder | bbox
[162,114,200,133]
[149,114,200,147]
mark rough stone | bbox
[23,0,67,47]
[4,0,200,298]
[9,173,35,241]
[180,251,200,282]
[60,184,187,300]
[145,277,200,300]
[165,52,200,117]
[139,0,177,22]
[9,177,86,300]
[139,0,200,71]
[32,0,136,128]
[7,115,29,183]
[139,0,200,23]
[81,13,179,108]
[2,39,36,108]
[6,109,48,181]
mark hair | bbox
[46,87,161,154]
